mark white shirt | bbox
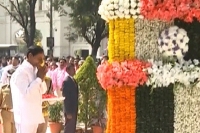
[0,65,16,84]
[10,60,47,125]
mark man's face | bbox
[74,59,79,65]
[29,53,44,67]
[69,58,74,64]
[59,60,66,68]
[12,57,19,66]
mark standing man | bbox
[10,46,47,133]
[62,64,79,133]
[1,56,19,84]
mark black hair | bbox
[66,63,74,71]
[13,54,20,61]
[59,58,66,62]
[26,45,44,57]
[66,56,71,59]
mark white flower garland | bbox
[135,19,173,60]
[98,0,143,21]
[158,26,189,59]
[174,85,200,133]
[146,59,200,88]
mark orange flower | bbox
[106,86,136,133]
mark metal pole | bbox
[50,0,53,37]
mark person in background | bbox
[69,57,75,65]
[62,64,78,133]
[0,68,16,133]
[101,55,109,64]
[0,60,7,80]
[78,60,84,67]
[52,58,67,97]
[74,58,80,71]
[7,57,12,65]
[1,56,19,84]
[66,56,71,65]
[46,61,57,79]
[37,63,53,133]
[10,46,47,133]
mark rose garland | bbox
[140,0,200,22]
[158,26,189,59]
[135,19,173,60]
[97,60,149,89]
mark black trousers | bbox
[64,113,77,133]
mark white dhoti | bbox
[16,123,38,133]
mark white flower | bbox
[158,26,189,59]
[98,0,143,21]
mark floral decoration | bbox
[97,60,150,89]
[174,85,200,133]
[140,0,200,22]
[135,19,173,60]
[158,26,189,59]
[136,85,174,133]
[98,0,143,21]
[146,59,200,88]
[108,18,134,62]
[107,86,136,133]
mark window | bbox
[38,0,42,10]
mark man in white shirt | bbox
[1,55,19,84]
[10,46,47,133]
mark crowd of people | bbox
[0,46,108,133]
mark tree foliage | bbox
[74,56,103,132]
[54,0,108,58]
[0,0,37,47]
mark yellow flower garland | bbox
[108,18,135,62]
[106,18,136,133]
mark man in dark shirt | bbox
[62,64,78,133]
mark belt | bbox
[1,108,13,112]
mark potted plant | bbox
[48,101,63,133]
[75,56,104,133]
[89,89,107,133]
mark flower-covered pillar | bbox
[98,1,147,133]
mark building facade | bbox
[0,0,107,58]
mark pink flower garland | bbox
[141,0,200,22]
[96,60,150,90]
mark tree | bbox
[0,0,37,47]
[74,56,102,132]
[54,0,108,58]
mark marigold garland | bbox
[106,86,136,133]
[108,18,135,62]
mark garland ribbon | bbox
[106,86,136,133]
[108,18,135,62]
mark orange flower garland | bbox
[106,86,136,133]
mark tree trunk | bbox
[29,0,36,47]
[24,29,29,47]
[91,39,101,60]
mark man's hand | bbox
[37,65,48,80]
